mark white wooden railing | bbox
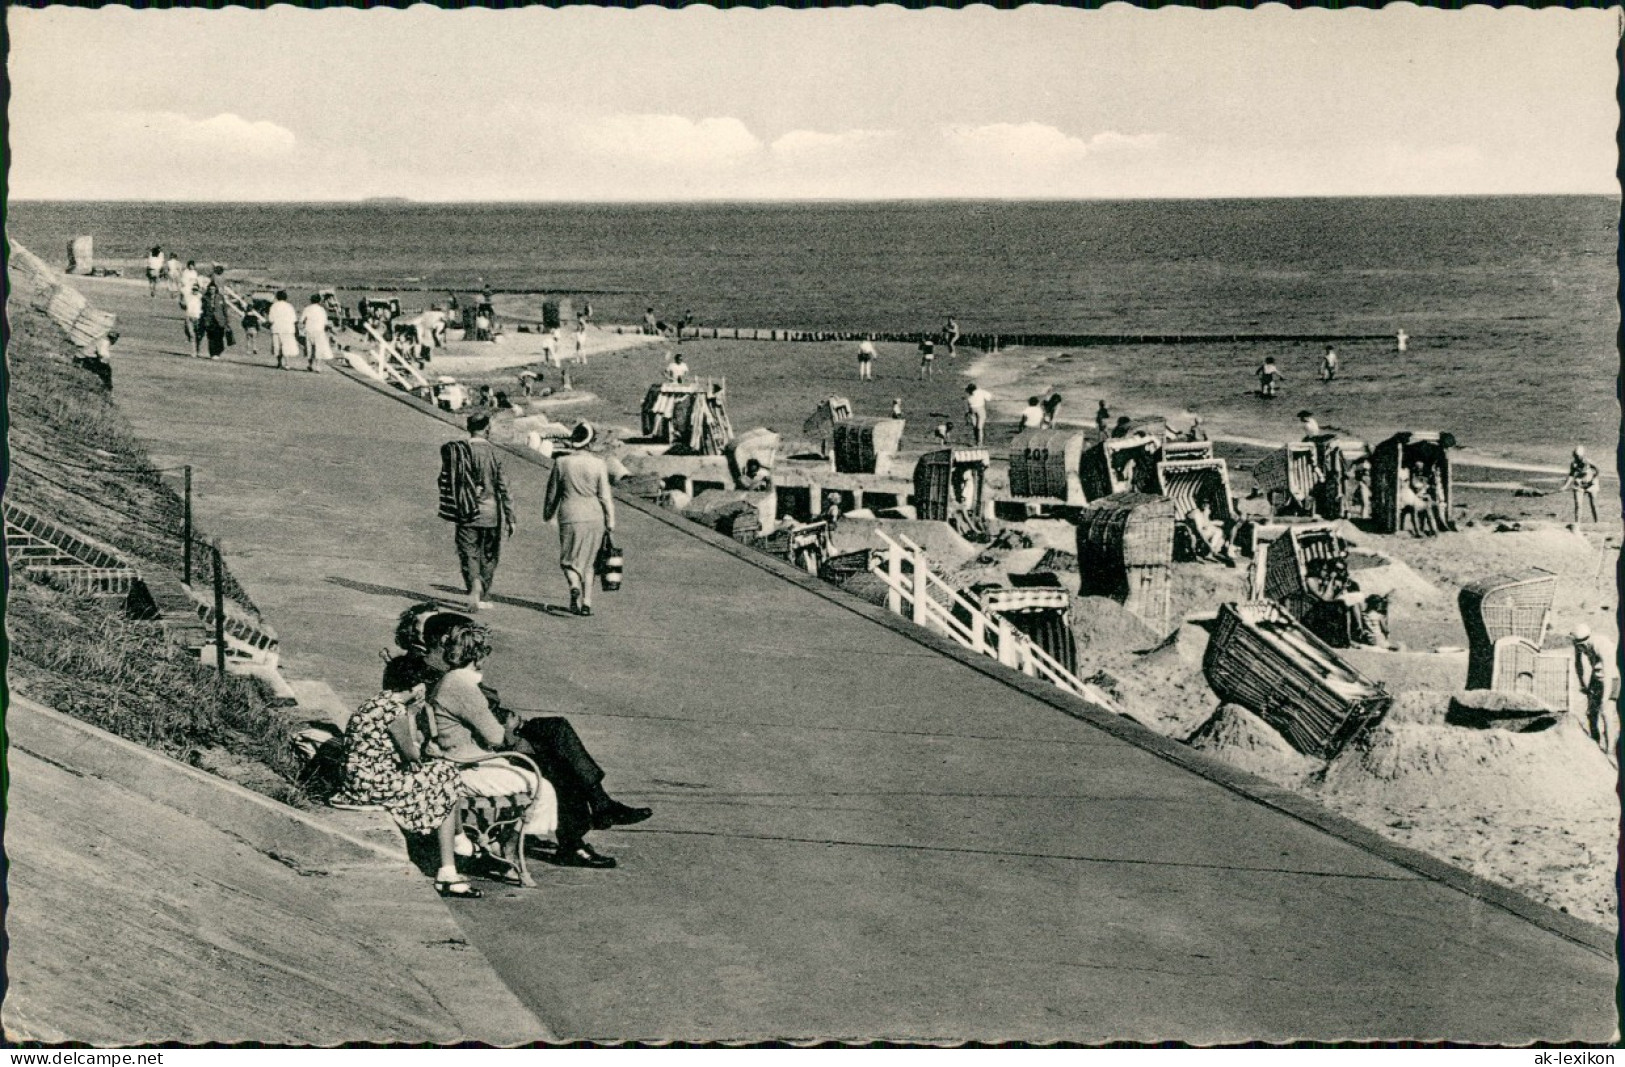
[868,530,1116,710]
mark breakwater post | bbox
[183,466,194,585]
[212,539,226,675]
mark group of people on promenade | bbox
[438,413,616,619]
[316,408,635,897]
[331,601,652,897]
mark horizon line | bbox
[8,191,1620,206]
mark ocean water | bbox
[7,197,1617,469]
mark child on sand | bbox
[891,398,904,419]
[857,338,876,381]
[1258,357,1282,397]
[1095,400,1111,440]
[933,420,954,447]
[146,246,163,297]
[1018,397,1044,432]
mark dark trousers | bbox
[455,524,502,595]
[515,717,606,848]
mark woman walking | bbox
[543,422,616,617]
[199,275,233,359]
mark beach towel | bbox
[438,440,480,523]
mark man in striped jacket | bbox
[439,413,514,612]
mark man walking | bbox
[267,290,298,370]
[439,413,514,612]
[298,293,331,373]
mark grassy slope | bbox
[6,275,300,802]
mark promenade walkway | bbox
[79,275,1614,1044]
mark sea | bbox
[7,197,1618,473]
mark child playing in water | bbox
[1257,357,1282,397]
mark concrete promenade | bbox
[79,275,1615,1043]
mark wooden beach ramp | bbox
[72,272,1616,1045]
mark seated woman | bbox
[1186,501,1235,566]
[386,605,648,869]
[331,684,481,899]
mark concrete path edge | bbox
[339,365,1616,958]
[5,693,557,1045]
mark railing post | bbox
[886,543,902,616]
[212,538,226,675]
[910,546,929,626]
[995,615,1019,668]
[182,465,193,585]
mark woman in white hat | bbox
[543,422,616,616]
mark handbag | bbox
[386,699,434,766]
[596,532,624,592]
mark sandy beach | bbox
[392,328,1619,927]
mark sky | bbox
[6,4,1619,201]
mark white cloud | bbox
[576,113,760,169]
[940,122,1162,168]
[769,128,896,160]
[105,110,298,157]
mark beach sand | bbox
[430,333,1617,926]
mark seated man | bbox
[384,604,652,869]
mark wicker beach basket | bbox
[833,417,905,474]
[68,307,118,349]
[1460,569,1558,689]
[47,285,89,329]
[1157,458,1235,521]
[1252,443,1319,515]
[1202,601,1390,759]
[1371,431,1454,535]
[1008,429,1087,503]
[1080,437,1162,500]
[819,548,875,584]
[1074,492,1175,628]
[66,235,94,275]
[727,427,781,487]
[1488,636,1574,712]
[912,448,989,521]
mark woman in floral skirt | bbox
[332,687,481,898]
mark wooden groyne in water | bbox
[616,325,1400,350]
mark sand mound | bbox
[1314,717,1614,818]
[830,518,978,569]
[1344,550,1442,608]
[1167,560,1251,622]
[1383,688,1451,727]
[1083,620,1215,737]
[1339,648,1466,692]
[1186,703,1320,787]
[1071,595,1158,652]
